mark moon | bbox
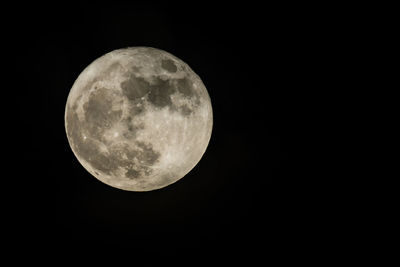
[65,47,213,191]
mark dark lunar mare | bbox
[120,67,200,116]
[161,59,177,73]
[66,93,160,179]
[83,87,122,139]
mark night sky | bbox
[8,2,320,254]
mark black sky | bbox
[7,2,323,255]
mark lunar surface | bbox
[65,47,213,191]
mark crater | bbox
[136,141,160,166]
[67,119,161,180]
[122,116,144,139]
[75,138,161,179]
[123,141,160,180]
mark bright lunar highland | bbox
[65,47,213,191]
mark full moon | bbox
[65,47,213,191]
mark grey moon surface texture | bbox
[65,47,213,191]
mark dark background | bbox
[7,2,323,254]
